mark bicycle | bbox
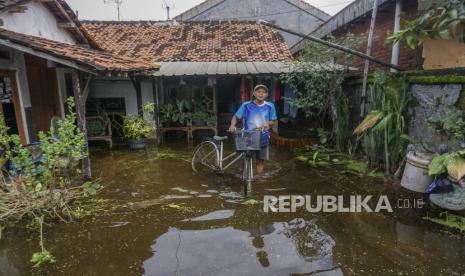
[191,129,262,186]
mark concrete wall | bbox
[0,1,75,44]
[185,0,326,48]
[345,79,465,152]
[408,84,465,151]
[89,79,154,117]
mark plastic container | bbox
[234,130,262,151]
[400,151,433,193]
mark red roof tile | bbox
[82,21,293,62]
[0,28,159,73]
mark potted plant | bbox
[205,114,216,126]
[159,103,176,127]
[122,103,155,150]
[172,99,191,126]
[191,111,209,126]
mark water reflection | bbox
[143,219,341,275]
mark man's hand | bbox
[261,122,270,131]
[228,125,237,133]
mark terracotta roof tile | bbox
[82,21,293,62]
[0,28,159,73]
[0,0,27,10]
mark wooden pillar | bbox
[152,77,161,143]
[130,75,143,115]
[71,71,92,180]
[360,0,380,119]
[213,81,218,136]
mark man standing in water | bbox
[228,85,278,175]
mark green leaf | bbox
[448,9,458,19]
[439,28,451,39]
[405,35,416,49]
[372,113,393,132]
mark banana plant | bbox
[354,70,410,173]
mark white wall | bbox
[89,79,155,116]
[0,1,75,44]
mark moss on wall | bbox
[347,73,465,86]
[457,88,465,110]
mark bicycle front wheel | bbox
[192,141,220,174]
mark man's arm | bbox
[229,102,246,132]
[228,116,239,132]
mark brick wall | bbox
[332,0,419,75]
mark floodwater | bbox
[1,143,465,275]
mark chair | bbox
[86,116,113,149]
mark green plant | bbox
[388,0,465,48]
[0,97,101,266]
[172,99,191,125]
[159,103,176,124]
[429,150,465,176]
[30,216,55,268]
[191,111,209,123]
[354,70,410,173]
[428,109,465,140]
[205,114,216,126]
[122,115,154,140]
[281,33,360,150]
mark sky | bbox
[66,0,352,21]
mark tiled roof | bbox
[0,28,159,73]
[0,0,27,10]
[82,21,293,62]
[0,0,100,49]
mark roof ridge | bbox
[284,0,331,19]
[81,20,265,25]
[173,0,225,21]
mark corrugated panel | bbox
[244,62,259,74]
[153,62,294,76]
[236,62,248,74]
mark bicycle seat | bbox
[213,136,228,141]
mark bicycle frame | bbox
[217,139,244,172]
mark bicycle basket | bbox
[233,130,262,151]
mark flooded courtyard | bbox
[1,144,465,275]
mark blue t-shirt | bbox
[235,100,277,146]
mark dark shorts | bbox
[256,145,269,160]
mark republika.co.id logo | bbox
[263,195,425,213]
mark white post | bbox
[390,0,402,72]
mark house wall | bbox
[331,0,419,75]
[0,1,75,44]
[183,0,327,48]
[89,79,154,116]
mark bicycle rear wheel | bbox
[192,141,220,174]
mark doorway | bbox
[0,70,26,144]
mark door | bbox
[25,54,62,135]
[0,70,26,144]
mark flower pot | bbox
[192,120,206,126]
[128,138,147,150]
[400,151,433,193]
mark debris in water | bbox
[183,209,235,222]
[171,187,189,193]
[241,199,261,205]
[160,195,192,199]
